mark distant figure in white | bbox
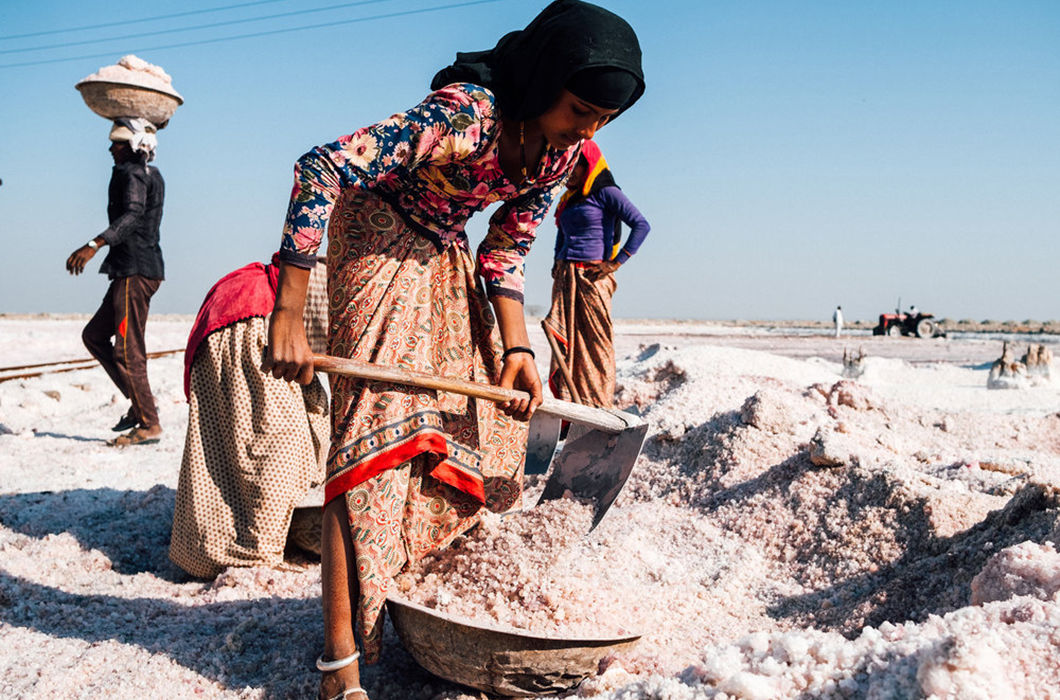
[833,305,844,338]
[908,304,919,317]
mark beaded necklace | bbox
[519,121,528,183]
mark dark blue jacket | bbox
[99,162,165,280]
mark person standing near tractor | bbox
[65,118,165,447]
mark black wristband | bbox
[502,346,535,360]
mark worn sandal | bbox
[108,427,162,447]
[323,689,367,700]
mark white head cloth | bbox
[109,117,158,160]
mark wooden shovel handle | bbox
[541,320,581,403]
[312,354,631,433]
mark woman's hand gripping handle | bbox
[491,295,542,421]
[262,263,315,385]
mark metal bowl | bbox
[386,596,641,697]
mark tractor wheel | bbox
[887,323,902,338]
[916,318,936,338]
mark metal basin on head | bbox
[386,596,641,697]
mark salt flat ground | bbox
[1,317,1058,699]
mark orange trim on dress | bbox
[429,462,486,503]
[323,431,487,506]
[324,432,447,505]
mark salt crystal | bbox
[742,632,771,655]
[837,677,859,697]
[776,633,810,663]
[698,647,743,682]
[719,671,777,700]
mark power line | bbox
[0,0,291,42]
[0,0,507,70]
[0,0,392,56]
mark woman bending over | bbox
[263,2,644,697]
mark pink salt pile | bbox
[4,319,1060,699]
[398,492,794,679]
[971,540,1060,605]
[396,498,634,638]
[397,343,1060,698]
[78,54,180,97]
[577,594,1060,698]
[570,345,1060,697]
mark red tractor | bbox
[872,308,945,338]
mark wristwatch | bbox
[86,240,99,251]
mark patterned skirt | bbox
[169,317,329,578]
[324,190,526,661]
[542,262,617,409]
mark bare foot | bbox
[319,661,367,700]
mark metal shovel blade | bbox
[538,410,649,529]
[525,411,562,475]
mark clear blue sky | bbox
[1,0,1058,321]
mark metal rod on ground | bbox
[0,348,184,383]
[541,319,581,403]
[1,363,100,383]
[0,348,185,373]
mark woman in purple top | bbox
[544,139,650,408]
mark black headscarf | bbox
[431,0,645,121]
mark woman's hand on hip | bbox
[497,352,542,421]
[585,260,620,282]
[263,308,315,385]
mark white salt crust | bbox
[1,318,1058,698]
[78,54,181,98]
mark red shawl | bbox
[182,255,281,399]
[554,139,611,221]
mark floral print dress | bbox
[280,82,578,303]
[277,83,580,660]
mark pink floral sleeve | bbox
[478,179,566,302]
[280,85,494,267]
